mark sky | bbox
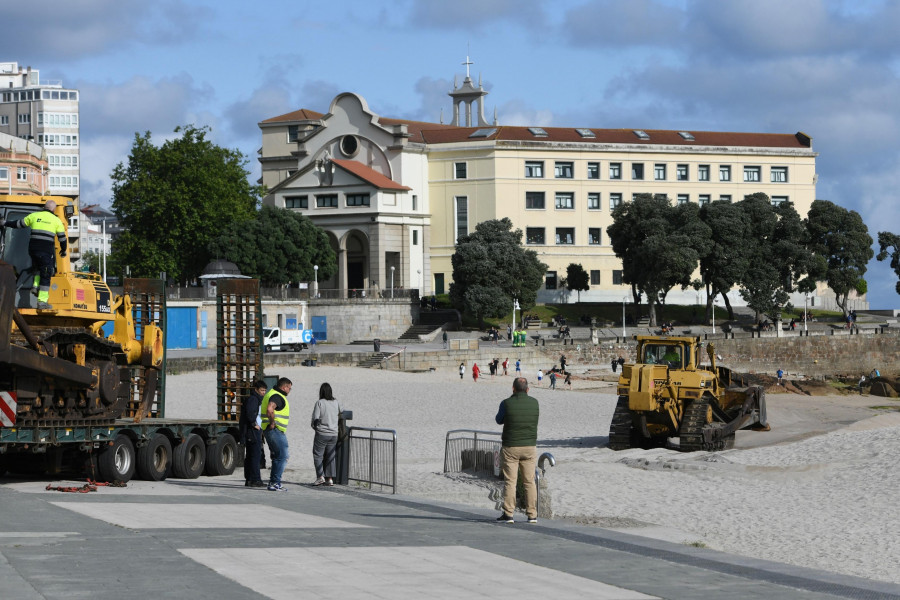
[6,0,900,307]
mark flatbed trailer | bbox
[0,262,264,483]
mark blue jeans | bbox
[312,433,338,478]
[263,428,289,485]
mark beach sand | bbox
[166,365,900,585]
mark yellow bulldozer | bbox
[0,195,163,425]
[609,335,768,451]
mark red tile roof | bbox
[262,108,811,149]
[332,159,411,191]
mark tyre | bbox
[97,435,136,483]
[204,433,238,476]
[172,433,206,479]
[136,433,172,481]
[264,345,272,352]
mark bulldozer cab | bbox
[0,204,37,277]
[641,341,685,369]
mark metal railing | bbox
[443,429,502,476]
[347,426,397,494]
[163,286,421,303]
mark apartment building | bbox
[0,132,49,195]
[259,73,820,305]
[0,62,80,199]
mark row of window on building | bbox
[36,133,78,147]
[285,193,373,209]
[522,191,790,211]
[48,154,78,167]
[1,89,78,102]
[0,166,34,182]
[48,175,78,188]
[545,269,624,289]
[1,114,77,127]
[453,160,790,183]
[526,226,604,246]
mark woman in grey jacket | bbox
[310,382,343,486]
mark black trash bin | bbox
[374,338,381,352]
[334,410,353,485]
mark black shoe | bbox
[249,480,266,488]
[496,514,514,523]
[527,517,537,524]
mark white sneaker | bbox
[313,477,326,486]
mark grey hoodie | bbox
[311,397,343,436]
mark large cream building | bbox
[259,73,821,306]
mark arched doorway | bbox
[344,231,369,290]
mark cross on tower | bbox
[462,55,473,78]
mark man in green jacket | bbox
[494,377,540,523]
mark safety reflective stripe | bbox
[0,391,17,427]
[260,389,289,432]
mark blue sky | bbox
[7,0,900,306]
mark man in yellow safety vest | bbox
[261,377,292,491]
[0,199,68,310]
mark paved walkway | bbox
[2,475,899,599]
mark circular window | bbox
[340,135,359,158]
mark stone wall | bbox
[168,298,417,348]
[166,330,900,378]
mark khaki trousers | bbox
[501,445,537,518]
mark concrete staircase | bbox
[396,309,457,342]
[357,352,394,368]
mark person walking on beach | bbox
[240,380,267,487]
[777,369,784,386]
[515,359,521,375]
[472,362,480,382]
[564,372,572,389]
[495,377,540,523]
[459,362,465,380]
[537,369,543,385]
[442,331,448,349]
[502,358,509,376]
[262,377,292,491]
[548,370,557,390]
[310,382,343,487]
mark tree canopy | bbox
[449,218,547,327]
[110,125,261,284]
[606,194,709,325]
[876,231,900,296]
[697,200,751,320]
[805,199,873,316]
[208,205,336,286]
[564,263,589,302]
[737,194,820,320]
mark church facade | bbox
[259,70,820,306]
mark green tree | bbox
[449,218,547,328]
[564,263,590,302]
[607,194,707,325]
[78,250,101,273]
[805,200,873,316]
[876,231,900,295]
[737,194,819,324]
[110,125,261,284]
[209,205,336,286]
[698,200,751,321]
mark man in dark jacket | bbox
[494,377,540,523]
[240,380,267,487]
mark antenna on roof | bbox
[440,107,444,124]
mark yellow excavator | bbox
[0,195,163,425]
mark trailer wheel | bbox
[265,344,272,352]
[136,434,172,481]
[97,435,136,483]
[172,434,206,479]
[204,433,238,476]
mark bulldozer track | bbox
[679,396,734,452]
[608,396,636,450]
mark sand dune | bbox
[166,365,900,584]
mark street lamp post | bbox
[101,218,107,283]
[804,293,809,333]
[313,264,318,298]
[711,294,716,334]
[622,295,628,339]
[390,266,395,299]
